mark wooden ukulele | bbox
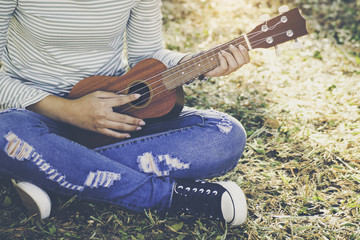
[68,7,308,148]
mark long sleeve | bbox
[0,0,50,110]
[126,0,187,69]
[1,0,187,110]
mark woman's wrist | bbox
[26,95,74,124]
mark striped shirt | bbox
[0,0,186,109]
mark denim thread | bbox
[3,131,122,192]
[0,107,246,212]
[137,152,190,176]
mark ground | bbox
[1,0,359,239]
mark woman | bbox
[0,0,250,226]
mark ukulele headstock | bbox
[247,8,308,50]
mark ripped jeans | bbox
[0,107,246,212]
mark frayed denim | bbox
[0,107,246,212]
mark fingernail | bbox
[134,94,141,99]
[229,44,235,49]
[136,127,142,131]
[139,121,146,126]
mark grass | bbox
[1,0,359,239]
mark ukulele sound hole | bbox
[128,81,151,108]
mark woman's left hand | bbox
[204,44,250,77]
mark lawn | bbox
[1,0,359,239]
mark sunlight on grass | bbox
[164,0,360,238]
[1,0,359,239]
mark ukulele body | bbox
[68,58,185,148]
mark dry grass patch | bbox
[163,0,360,239]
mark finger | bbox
[221,50,240,75]
[239,44,250,63]
[204,52,228,77]
[101,120,142,132]
[105,93,141,108]
[229,44,246,67]
[99,128,131,139]
[90,91,119,99]
[107,111,145,126]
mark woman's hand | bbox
[67,91,145,138]
[204,44,250,77]
[27,92,145,139]
[180,44,250,77]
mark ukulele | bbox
[68,7,308,148]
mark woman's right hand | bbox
[67,91,145,138]
[27,91,145,139]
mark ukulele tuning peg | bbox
[293,38,303,49]
[260,14,271,22]
[278,5,290,14]
[274,45,281,56]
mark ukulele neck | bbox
[161,7,308,90]
[162,35,248,90]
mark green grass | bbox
[1,0,359,239]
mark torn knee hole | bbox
[137,152,190,176]
[4,132,34,161]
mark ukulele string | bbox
[115,19,284,96]
[116,38,250,112]
[115,17,285,96]
[118,30,289,114]
[119,30,289,113]
[114,37,248,96]
[143,28,287,98]
[114,25,272,96]
[114,33,263,102]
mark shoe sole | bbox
[12,180,51,219]
[218,181,248,226]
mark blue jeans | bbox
[0,107,246,212]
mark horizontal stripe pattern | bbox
[0,0,186,109]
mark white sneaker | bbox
[12,179,51,219]
[171,179,248,226]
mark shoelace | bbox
[174,181,225,221]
